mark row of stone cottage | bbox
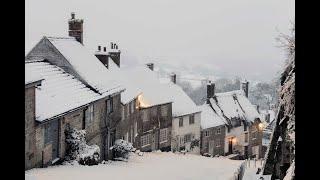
[25,13,266,170]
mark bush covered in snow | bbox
[64,125,100,165]
[190,139,200,150]
[110,139,134,159]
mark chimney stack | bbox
[95,45,109,68]
[240,80,249,98]
[146,63,154,71]
[206,81,215,104]
[108,42,121,67]
[68,12,84,44]
[170,73,177,84]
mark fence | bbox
[230,158,264,180]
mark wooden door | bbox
[50,120,59,160]
[209,140,215,155]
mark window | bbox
[204,130,209,137]
[130,101,135,114]
[216,138,221,147]
[106,97,113,114]
[141,134,151,147]
[161,105,168,117]
[243,122,247,131]
[85,105,94,125]
[179,118,183,127]
[189,114,195,124]
[216,128,221,134]
[142,110,149,122]
[44,124,51,145]
[160,128,168,143]
[245,132,249,143]
[184,134,192,143]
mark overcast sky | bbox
[26,0,295,82]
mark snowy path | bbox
[26,152,243,180]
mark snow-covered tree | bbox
[262,22,295,180]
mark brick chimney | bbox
[108,42,121,67]
[146,63,154,71]
[206,81,215,104]
[95,45,109,68]
[68,12,84,44]
[170,73,177,84]
[240,80,249,98]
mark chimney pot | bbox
[71,12,75,19]
[206,82,215,103]
[146,63,154,71]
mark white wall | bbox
[172,112,201,154]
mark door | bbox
[51,120,59,160]
[209,140,215,155]
[151,133,156,151]
[228,138,233,154]
[244,146,249,159]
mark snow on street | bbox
[25,152,243,180]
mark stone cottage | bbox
[25,58,123,170]
[159,73,202,154]
[199,81,264,159]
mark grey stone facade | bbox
[200,125,226,156]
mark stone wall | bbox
[200,125,226,156]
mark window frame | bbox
[216,127,221,134]
[189,114,195,125]
[179,117,184,127]
[160,128,168,143]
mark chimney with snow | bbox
[206,81,215,104]
[170,73,177,84]
[240,80,249,98]
[95,45,109,68]
[146,63,154,71]
[68,12,84,44]
[108,42,121,67]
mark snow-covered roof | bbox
[161,82,201,117]
[117,65,172,106]
[25,70,43,86]
[199,103,226,129]
[200,89,260,129]
[26,61,107,122]
[45,37,124,95]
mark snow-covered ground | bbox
[25,152,243,180]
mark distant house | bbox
[199,81,264,159]
[25,60,118,170]
[160,73,202,154]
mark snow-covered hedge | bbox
[64,125,100,165]
[110,139,134,159]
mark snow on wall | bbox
[26,61,107,122]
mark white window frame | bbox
[141,134,151,147]
[160,128,168,143]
